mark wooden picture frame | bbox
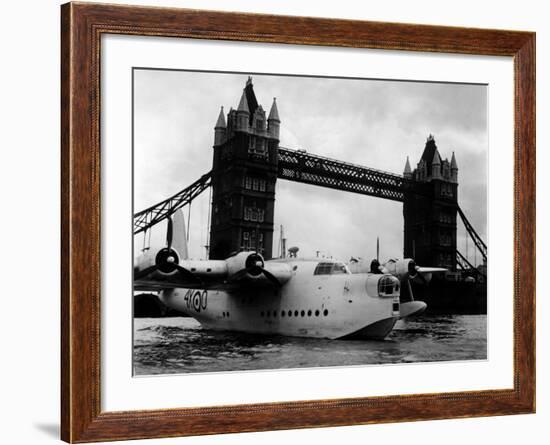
[61,2,535,442]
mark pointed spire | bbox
[213,106,227,146]
[268,97,280,122]
[237,89,249,113]
[432,148,441,165]
[404,156,412,174]
[451,151,458,169]
[215,106,226,128]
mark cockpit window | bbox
[331,263,349,274]
[314,262,333,275]
[314,262,350,275]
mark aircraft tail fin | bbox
[171,210,189,260]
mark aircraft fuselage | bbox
[159,259,401,339]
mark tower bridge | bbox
[134,77,486,272]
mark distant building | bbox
[209,77,280,259]
[403,135,459,270]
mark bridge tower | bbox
[403,135,459,270]
[209,77,280,260]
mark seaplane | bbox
[134,211,444,340]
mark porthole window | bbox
[323,309,329,316]
[378,275,398,296]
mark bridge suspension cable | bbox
[457,206,487,262]
[456,250,486,278]
[133,171,212,235]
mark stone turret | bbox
[431,148,441,179]
[404,156,412,179]
[213,106,226,146]
[450,151,458,183]
[267,98,280,140]
[236,89,250,132]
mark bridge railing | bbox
[277,146,408,202]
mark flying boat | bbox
[134,211,443,339]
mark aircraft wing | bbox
[134,252,293,292]
[133,210,292,292]
[416,267,447,274]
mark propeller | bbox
[134,215,202,284]
[406,259,428,284]
[230,252,282,287]
[375,258,446,301]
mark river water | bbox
[133,315,486,375]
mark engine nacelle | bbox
[226,251,265,277]
[381,258,417,280]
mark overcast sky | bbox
[134,69,487,265]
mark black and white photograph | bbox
[132,69,488,376]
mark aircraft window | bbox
[315,310,320,316]
[300,310,305,317]
[332,263,349,274]
[314,262,350,275]
[323,309,329,316]
[307,310,312,316]
[288,310,292,317]
[294,310,299,317]
[272,310,277,317]
[378,276,397,295]
[281,311,285,317]
[314,262,334,275]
